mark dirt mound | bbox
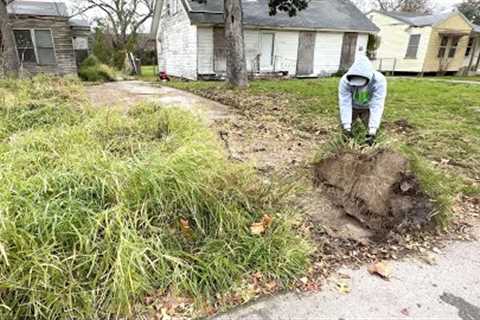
[314,149,434,239]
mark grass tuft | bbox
[0,77,310,319]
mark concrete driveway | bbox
[214,240,480,320]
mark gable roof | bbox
[373,10,473,28]
[152,0,379,35]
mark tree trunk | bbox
[0,0,19,76]
[224,0,248,88]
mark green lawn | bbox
[139,65,157,80]
[170,78,480,215]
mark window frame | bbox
[13,29,37,63]
[405,34,421,59]
[448,36,460,58]
[13,28,57,66]
[437,35,449,59]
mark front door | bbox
[296,31,316,75]
[260,33,274,71]
[340,32,358,71]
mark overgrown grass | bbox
[169,78,480,223]
[0,76,310,319]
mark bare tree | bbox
[374,0,432,13]
[458,0,480,24]
[0,0,19,76]
[74,0,154,67]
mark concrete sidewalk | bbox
[214,241,480,320]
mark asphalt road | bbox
[214,240,480,320]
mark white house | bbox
[150,0,379,80]
[368,10,480,75]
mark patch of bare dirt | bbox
[313,149,434,239]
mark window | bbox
[35,30,55,65]
[13,30,36,63]
[13,29,56,65]
[405,34,421,59]
[448,36,460,58]
[465,37,475,57]
[437,35,449,58]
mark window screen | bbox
[34,30,56,65]
[14,30,36,63]
[405,34,421,59]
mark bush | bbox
[0,80,310,319]
[78,55,117,82]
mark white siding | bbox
[369,12,431,72]
[274,31,299,75]
[313,32,343,75]
[156,0,197,79]
[197,27,214,74]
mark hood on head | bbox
[346,55,375,86]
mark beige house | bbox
[368,10,480,75]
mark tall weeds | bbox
[0,77,310,319]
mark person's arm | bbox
[338,76,353,131]
[368,74,387,135]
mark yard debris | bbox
[250,214,273,235]
[367,261,393,279]
[336,280,352,294]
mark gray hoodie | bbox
[338,55,387,135]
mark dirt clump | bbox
[314,149,434,239]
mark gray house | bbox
[7,1,91,75]
[150,0,379,80]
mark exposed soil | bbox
[313,149,434,240]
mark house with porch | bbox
[368,10,480,75]
[7,1,91,75]
[150,0,379,80]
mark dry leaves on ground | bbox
[250,214,273,235]
[367,261,393,280]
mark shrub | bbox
[0,81,310,319]
[78,55,117,82]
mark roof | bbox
[377,11,452,27]
[7,1,91,29]
[474,24,480,33]
[7,1,69,17]
[152,0,379,34]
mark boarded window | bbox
[405,34,421,59]
[448,36,460,58]
[13,30,36,63]
[465,37,475,57]
[34,30,56,65]
[437,36,449,58]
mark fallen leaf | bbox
[299,277,309,284]
[336,280,351,294]
[367,261,392,279]
[180,218,193,239]
[400,308,410,316]
[250,214,273,235]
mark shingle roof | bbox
[68,18,91,28]
[184,0,379,33]
[378,11,454,27]
[7,1,69,17]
